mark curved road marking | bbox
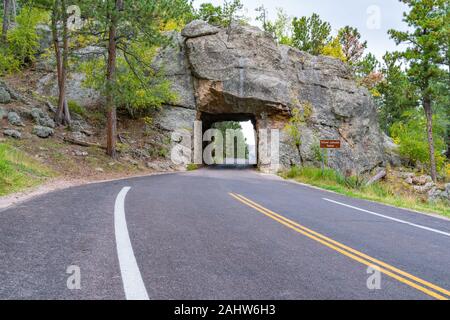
[230,192,450,300]
[114,187,149,300]
[323,198,450,237]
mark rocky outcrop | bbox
[31,108,55,128]
[3,129,22,139]
[7,112,24,127]
[37,72,102,108]
[154,20,385,173]
[0,86,11,104]
[428,184,450,204]
[33,125,54,138]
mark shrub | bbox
[79,43,177,117]
[187,164,199,171]
[390,109,446,171]
[0,7,49,75]
[68,100,86,117]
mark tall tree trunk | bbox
[423,94,437,182]
[105,1,122,158]
[54,0,71,126]
[51,1,62,99]
[10,0,15,23]
[2,0,10,42]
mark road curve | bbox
[0,167,449,300]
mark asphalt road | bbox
[0,166,449,300]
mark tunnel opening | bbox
[199,112,257,167]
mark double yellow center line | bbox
[229,192,450,300]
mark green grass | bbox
[67,100,87,117]
[281,166,450,218]
[0,143,54,196]
[187,163,199,171]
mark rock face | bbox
[31,107,55,128]
[428,184,450,204]
[33,125,54,138]
[7,112,24,126]
[3,129,22,139]
[37,72,102,108]
[153,21,385,173]
[0,87,11,104]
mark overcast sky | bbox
[193,0,410,62]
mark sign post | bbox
[319,140,341,174]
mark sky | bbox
[192,0,411,149]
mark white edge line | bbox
[278,176,450,222]
[323,198,450,237]
[114,186,150,300]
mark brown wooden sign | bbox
[320,140,341,149]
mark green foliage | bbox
[291,13,331,55]
[0,6,48,74]
[0,143,53,196]
[376,52,418,132]
[282,165,449,217]
[390,109,447,171]
[80,44,177,117]
[194,0,245,27]
[284,102,312,148]
[222,0,244,27]
[186,163,199,171]
[321,36,346,62]
[337,26,367,64]
[197,2,224,26]
[354,53,379,79]
[388,0,448,95]
[262,8,292,45]
[388,0,449,179]
[67,100,86,117]
[311,143,327,164]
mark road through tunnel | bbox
[199,112,257,167]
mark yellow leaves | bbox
[370,88,382,97]
[160,19,184,32]
[136,89,146,98]
[321,36,346,62]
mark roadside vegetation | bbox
[0,143,53,195]
[281,166,450,218]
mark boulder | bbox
[31,107,56,128]
[154,106,196,132]
[33,125,54,138]
[0,87,11,104]
[428,185,450,204]
[7,112,24,126]
[37,72,102,107]
[413,182,435,193]
[73,150,88,157]
[181,20,220,38]
[412,175,432,186]
[383,133,401,167]
[3,129,22,139]
[405,177,413,185]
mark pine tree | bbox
[389,0,449,181]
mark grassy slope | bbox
[281,166,450,218]
[0,143,54,196]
